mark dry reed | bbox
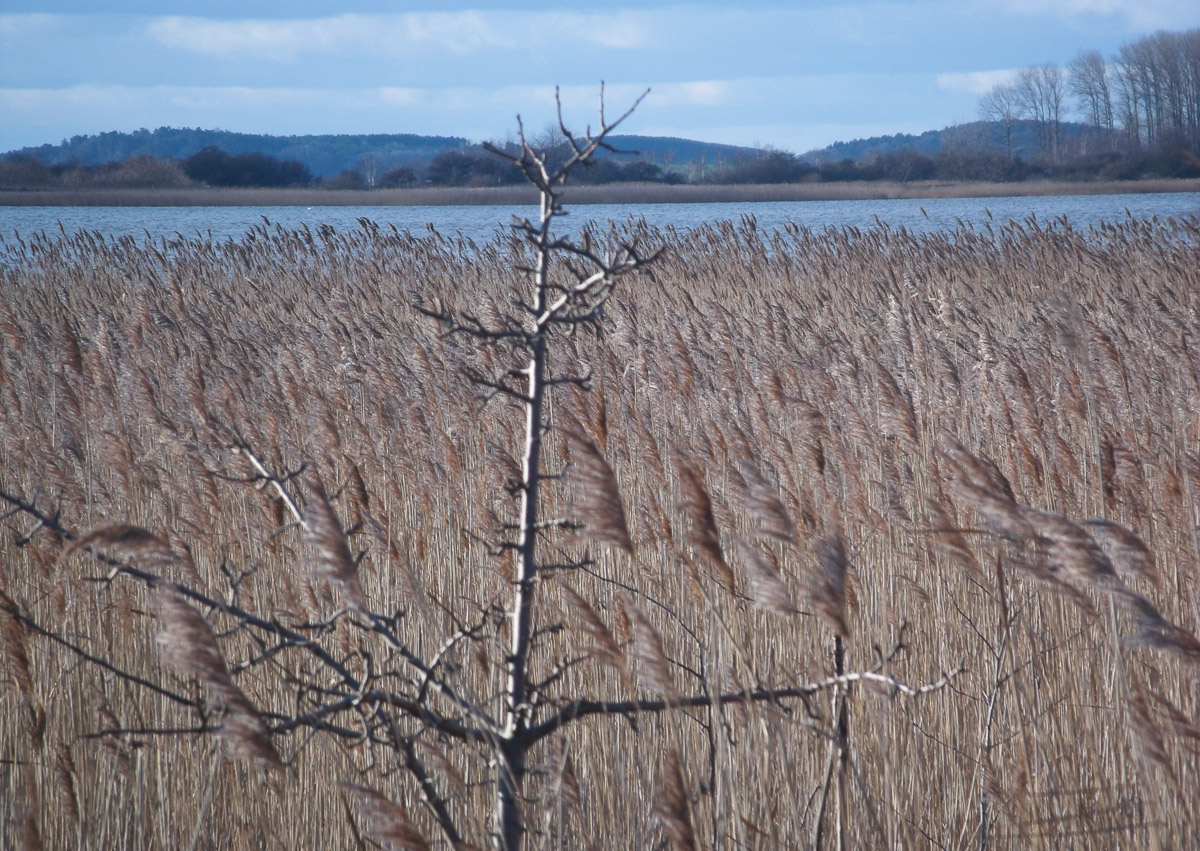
[2,210,1199,848]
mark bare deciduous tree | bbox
[1014,64,1066,162]
[979,82,1021,160]
[1114,29,1200,151]
[1069,49,1115,149]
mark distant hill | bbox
[6,128,473,178]
[807,120,1099,162]
[6,121,1156,188]
[603,135,761,170]
[4,127,764,178]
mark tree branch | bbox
[526,667,966,744]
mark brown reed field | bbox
[3,176,1197,207]
[2,198,1200,849]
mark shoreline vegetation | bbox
[2,177,1198,207]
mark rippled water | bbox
[2,191,1198,247]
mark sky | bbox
[2,1,1198,156]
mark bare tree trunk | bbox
[495,180,555,851]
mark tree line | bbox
[7,127,471,179]
[0,148,311,190]
[979,28,1200,167]
[0,144,685,191]
[1,148,653,191]
[8,133,1193,192]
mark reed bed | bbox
[2,210,1199,849]
[3,176,1198,207]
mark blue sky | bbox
[2,1,1197,154]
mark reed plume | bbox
[619,591,675,699]
[567,427,634,553]
[153,584,282,768]
[1084,518,1156,585]
[653,748,695,851]
[302,475,366,610]
[557,580,625,672]
[738,459,795,543]
[734,536,795,614]
[0,587,35,701]
[677,460,734,592]
[342,784,431,851]
[811,532,850,637]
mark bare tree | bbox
[1068,49,1115,149]
[1014,64,1066,162]
[980,81,1022,160]
[437,89,660,848]
[421,86,958,849]
[1113,29,1200,152]
[359,153,379,187]
[1185,29,1200,150]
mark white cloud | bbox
[988,0,1200,30]
[379,87,425,107]
[395,12,515,55]
[543,12,654,50]
[145,11,653,62]
[651,81,736,107]
[145,15,416,61]
[146,13,516,61]
[0,13,61,38]
[936,69,1018,96]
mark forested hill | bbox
[603,135,762,167]
[9,120,1190,187]
[811,120,1095,162]
[7,128,470,178]
[6,127,762,178]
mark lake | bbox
[2,192,1198,247]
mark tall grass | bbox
[2,209,1199,848]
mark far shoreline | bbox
[2,178,1198,207]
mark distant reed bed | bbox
[2,176,1197,206]
[2,211,1199,848]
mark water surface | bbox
[2,192,1197,246]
